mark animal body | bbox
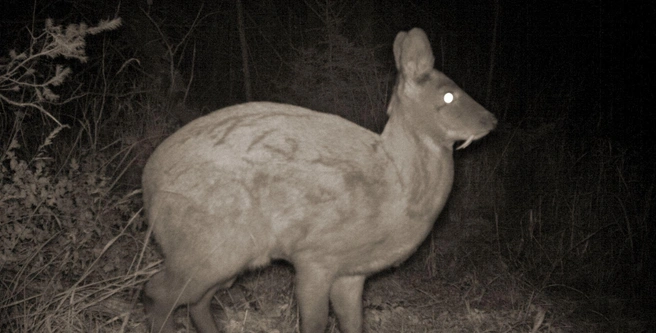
[142,27,497,333]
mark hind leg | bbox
[189,278,236,333]
[143,270,182,333]
[144,269,224,333]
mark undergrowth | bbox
[1,135,149,332]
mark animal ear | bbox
[392,31,408,70]
[393,28,435,81]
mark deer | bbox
[142,27,497,333]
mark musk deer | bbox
[142,27,497,333]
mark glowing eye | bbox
[443,92,454,104]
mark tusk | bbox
[456,135,475,150]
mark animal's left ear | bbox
[393,28,435,81]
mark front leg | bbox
[330,275,366,333]
[295,264,334,333]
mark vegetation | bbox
[1,1,652,332]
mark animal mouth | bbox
[455,131,491,150]
[456,135,475,150]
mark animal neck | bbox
[381,113,455,222]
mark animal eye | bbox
[443,92,454,104]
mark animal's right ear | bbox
[393,28,435,82]
[393,31,408,70]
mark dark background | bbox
[1,1,652,141]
